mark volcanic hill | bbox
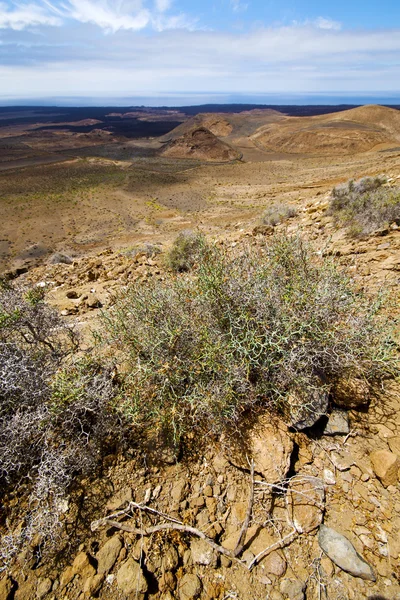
[159,126,242,162]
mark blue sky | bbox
[0,0,400,103]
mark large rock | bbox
[178,573,202,600]
[331,377,370,408]
[370,450,399,487]
[288,388,328,430]
[287,477,325,533]
[323,410,350,436]
[97,536,123,574]
[318,525,376,581]
[229,416,293,482]
[116,558,148,597]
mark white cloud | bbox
[0,0,192,33]
[0,2,61,29]
[155,0,171,12]
[315,17,342,31]
[0,14,400,97]
[62,0,150,33]
[230,0,248,12]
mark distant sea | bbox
[1,93,400,107]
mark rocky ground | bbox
[1,181,400,600]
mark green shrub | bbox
[166,230,207,272]
[99,234,398,443]
[329,175,400,236]
[262,202,298,227]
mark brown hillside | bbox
[252,104,400,155]
[161,109,284,142]
[159,126,241,162]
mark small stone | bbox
[116,558,148,597]
[190,496,205,509]
[287,476,325,533]
[324,410,350,436]
[370,450,399,487]
[178,573,202,600]
[323,469,336,485]
[318,525,376,581]
[320,556,334,577]
[204,485,213,497]
[83,574,105,596]
[36,578,52,599]
[48,252,73,265]
[280,578,306,600]
[86,293,102,308]
[152,485,162,499]
[161,544,179,571]
[264,552,287,577]
[190,539,215,566]
[388,436,400,457]
[220,555,232,568]
[60,567,74,590]
[330,451,354,472]
[259,575,273,585]
[72,552,96,579]
[171,480,186,503]
[96,536,123,575]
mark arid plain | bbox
[2,104,400,274]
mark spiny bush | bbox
[0,283,120,569]
[330,175,400,236]
[166,230,208,272]
[262,202,298,227]
[99,234,398,442]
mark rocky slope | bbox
[1,179,400,600]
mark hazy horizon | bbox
[1,92,400,109]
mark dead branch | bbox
[91,468,307,572]
[248,529,298,571]
[92,517,244,565]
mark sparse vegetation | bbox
[166,230,208,272]
[100,234,398,443]
[0,283,120,569]
[262,202,298,227]
[330,175,400,236]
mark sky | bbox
[0,0,400,104]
